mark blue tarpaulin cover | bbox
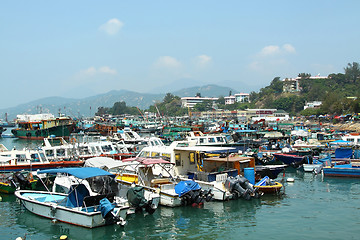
[66,184,90,207]
[335,148,353,159]
[98,198,115,218]
[38,167,115,179]
[174,181,201,197]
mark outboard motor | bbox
[127,186,157,214]
[175,181,213,206]
[224,176,252,200]
[13,172,32,190]
[235,175,261,199]
[99,198,126,226]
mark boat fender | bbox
[50,205,57,216]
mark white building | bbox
[224,96,236,105]
[181,96,219,108]
[224,93,250,105]
[235,93,250,103]
[304,101,322,110]
[282,75,328,93]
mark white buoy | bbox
[287,177,295,182]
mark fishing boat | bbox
[15,167,130,228]
[137,140,260,201]
[120,157,213,207]
[0,148,84,172]
[11,114,76,140]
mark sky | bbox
[1,0,359,109]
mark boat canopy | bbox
[38,167,115,179]
[123,157,173,165]
[174,146,236,152]
[84,157,137,169]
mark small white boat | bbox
[303,163,323,173]
[15,167,130,228]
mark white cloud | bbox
[78,66,117,77]
[194,54,212,68]
[153,56,181,69]
[82,67,97,76]
[258,44,296,57]
[283,44,296,54]
[249,43,296,74]
[99,66,117,74]
[99,18,124,35]
[259,45,281,56]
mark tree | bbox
[163,93,176,104]
[195,92,201,97]
[193,100,213,112]
[269,77,283,93]
[216,96,225,105]
[298,73,311,78]
[344,62,360,84]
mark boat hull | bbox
[254,182,283,194]
[273,153,307,166]
[15,190,129,228]
[323,166,360,177]
[11,124,75,140]
[0,160,84,172]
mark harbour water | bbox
[1,132,360,239]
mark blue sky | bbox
[1,1,359,109]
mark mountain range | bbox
[0,84,238,120]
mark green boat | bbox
[11,114,76,140]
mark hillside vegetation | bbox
[97,62,360,117]
[250,62,360,116]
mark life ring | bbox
[70,138,76,143]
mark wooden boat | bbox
[15,167,130,228]
[11,114,76,140]
[254,176,283,194]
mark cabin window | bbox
[217,137,224,143]
[161,153,171,160]
[102,145,113,152]
[30,153,40,162]
[45,150,54,157]
[357,139,360,143]
[139,151,150,157]
[151,152,160,157]
[90,146,97,153]
[175,153,181,166]
[199,138,206,144]
[57,149,66,157]
[16,154,27,162]
[208,138,215,143]
[189,152,195,164]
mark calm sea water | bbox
[1,130,360,240]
